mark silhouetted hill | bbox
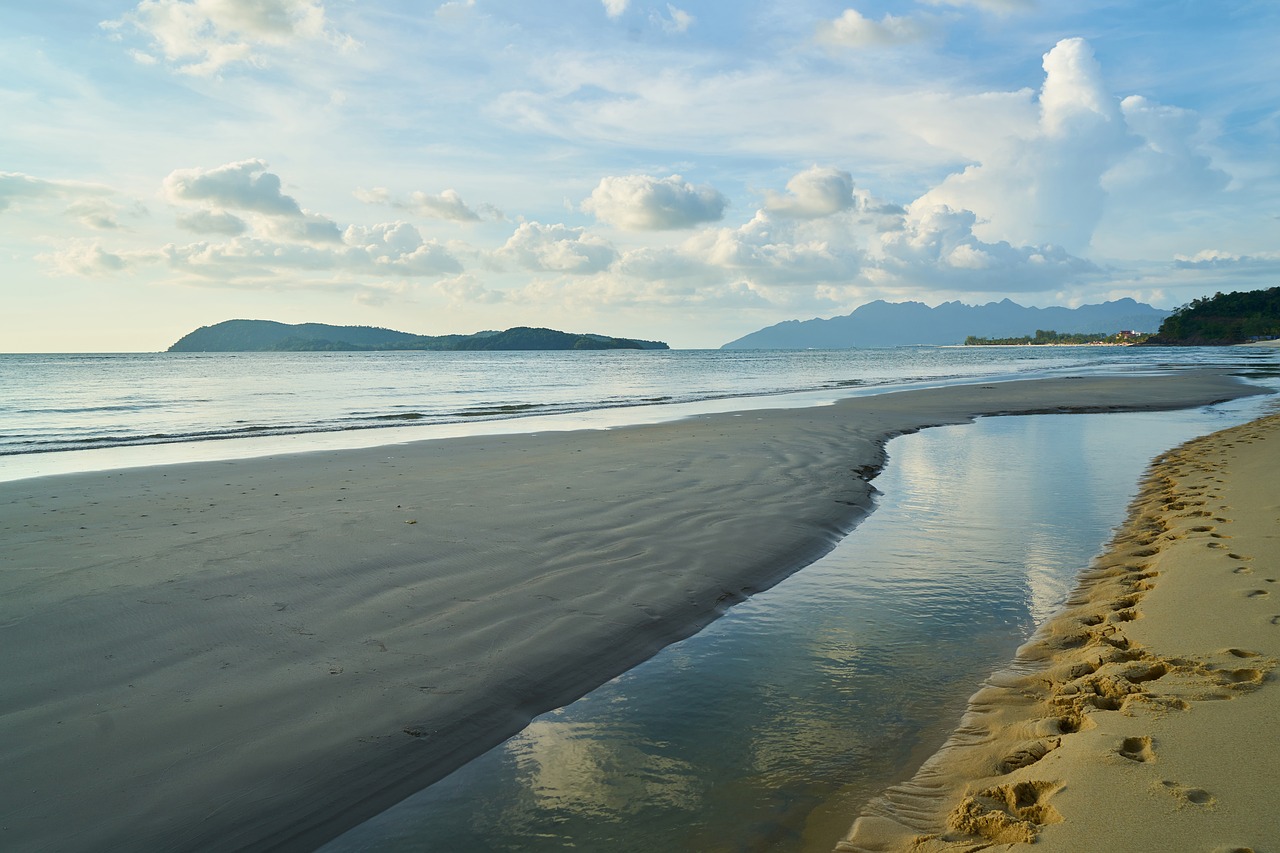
[168,320,668,352]
[1142,286,1280,345]
[721,298,1169,349]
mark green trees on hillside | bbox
[1145,287,1280,345]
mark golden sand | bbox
[840,411,1280,853]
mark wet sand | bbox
[0,371,1259,852]
[840,410,1280,852]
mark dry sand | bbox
[839,409,1280,853]
[0,371,1260,852]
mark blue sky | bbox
[3,0,1278,350]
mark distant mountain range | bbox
[721,298,1170,349]
[168,320,669,352]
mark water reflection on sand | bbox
[322,394,1278,853]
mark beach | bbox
[0,370,1263,852]
[840,410,1280,851]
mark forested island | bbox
[964,329,1149,346]
[1141,286,1280,345]
[168,320,669,352]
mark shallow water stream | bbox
[322,394,1276,853]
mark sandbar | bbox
[0,371,1261,851]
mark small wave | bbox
[456,403,541,417]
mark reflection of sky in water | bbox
[323,392,1279,853]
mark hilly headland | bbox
[168,320,669,352]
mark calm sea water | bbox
[320,392,1280,853]
[2,346,1276,477]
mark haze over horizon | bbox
[4,1,1278,352]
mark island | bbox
[1141,285,1280,345]
[168,320,669,352]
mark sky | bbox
[3,1,1279,351]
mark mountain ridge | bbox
[721,298,1170,349]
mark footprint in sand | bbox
[1159,780,1215,806]
[1246,590,1270,598]
[1117,735,1156,763]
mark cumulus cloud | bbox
[164,159,303,216]
[259,211,343,243]
[681,212,863,285]
[912,38,1133,254]
[583,174,727,231]
[764,166,857,219]
[601,0,629,19]
[176,208,248,235]
[103,0,353,75]
[1103,96,1229,200]
[817,8,930,48]
[496,222,618,274]
[873,202,1097,291]
[162,224,462,283]
[341,222,464,275]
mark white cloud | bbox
[341,222,463,275]
[259,211,343,243]
[40,241,159,276]
[763,166,856,219]
[0,172,116,213]
[434,273,505,304]
[601,0,629,20]
[873,202,1097,291]
[176,208,248,235]
[1103,95,1229,200]
[405,189,482,222]
[912,38,1133,254]
[652,4,694,34]
[817,9,930,48]
[497,222,618,273]
[153,221,462,287]
[681,212,863,285]
[583,174,727,231]
[104,0,353,76]
[1173,250,1280,272]
[164,159,303,216]
[356,186,489,222]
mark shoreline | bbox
[839,409,1280,852]
[0,370,1264,852]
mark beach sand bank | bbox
[0,371,1261,852]
[839,409,1280,853]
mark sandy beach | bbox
[0,371,1262,852]
[840,409,1280,852]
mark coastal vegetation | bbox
[1143,285,1280,345]
[168,320,669,352]
[964,329,1148,346]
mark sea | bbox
[3,345,1278,479]
[5,345,1280,851]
